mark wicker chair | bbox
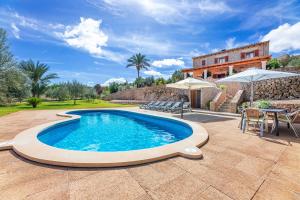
[242,108,265,136]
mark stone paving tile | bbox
[149,172,209,200]
[220,180,256,200]
[23,183,69,200]
[235,155,274,177]
[127,159,186,190]
[134,194,153,200]
[0,110,64,140]
[253,178,300,200]
[67,167,105,182]
[0,171,68,200]
[200,186,233,200]
[69,169,146,200]
[270,163,300,185]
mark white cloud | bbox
[0,9,126,63]
[189,49,204,57]
[144,70,163,76]
[211,48,220,53]
[87,0,234,25]
[11,23,20,39]
[198,0,232,13]
[152,58,185,68]
[57,17,108,56]
[225,37,247,49]
[102,77,127,86]
[261,22,300,53]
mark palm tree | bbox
[126,53,150,78]
[20,60,58,97]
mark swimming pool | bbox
[38,110,193,152]
[10,109,208,167]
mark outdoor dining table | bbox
[239,108,287,136]
[260,108,287,136]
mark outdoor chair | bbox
[148,101,163,110]
[139,101,155,109]
[151,101,168,110]
[170,102,188,113]
[278,109,300,137]
[171,102,191,113]
[167,102,182,112]
[144,101,159,109]
[160,101,175,112]
[242,108,265,136]
[183,102,191,112]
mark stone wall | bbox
[249,76,300,100]
[105,85,189,102]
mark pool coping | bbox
[2,108,209,167]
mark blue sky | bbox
[1,0,300,85]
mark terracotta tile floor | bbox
[0,108,300,200]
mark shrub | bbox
[266,58,280,69]
[27,97,42,108]
[218,84,227,90]
[155,77,166,85]
[256,100,271,109]
[287,56,300,67]
[206,100,211,110]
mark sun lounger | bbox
[139,101,155,109]
[170,102,192,113]
[146,101,161,110]
[144,101,159,110]
[151,101,168,110]
[167,102,182,112]
[160,101,175,111]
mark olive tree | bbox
[67,80,84,105]
[0,28,29,104]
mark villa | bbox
[182,41,271,79]
[181,41,280,110]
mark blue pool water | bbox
[38,110,193,152]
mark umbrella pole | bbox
[189,88,191,111]
[180,90,184,119]
[250,81,254,107]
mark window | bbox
[202,60,206,66]
[215,56,228,64]
[218,57,225,63]
[241,49,259,59]
[245,52,254,59]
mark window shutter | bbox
[254,49,259,57]
[225,56,229,62]
[214,58,218,64]
[241,52,245,59]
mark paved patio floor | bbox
[0,108,300,200]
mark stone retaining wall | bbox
[222,75,300,101]
[105,86,188,102]
[251,76,300,100]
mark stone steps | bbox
[218,96,233,113]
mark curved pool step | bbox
[0,140,14,150]
[178,146,203,159]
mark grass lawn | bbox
[0,100,134,117]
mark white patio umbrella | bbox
[166,77,216,109]
[216,68,300,105]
